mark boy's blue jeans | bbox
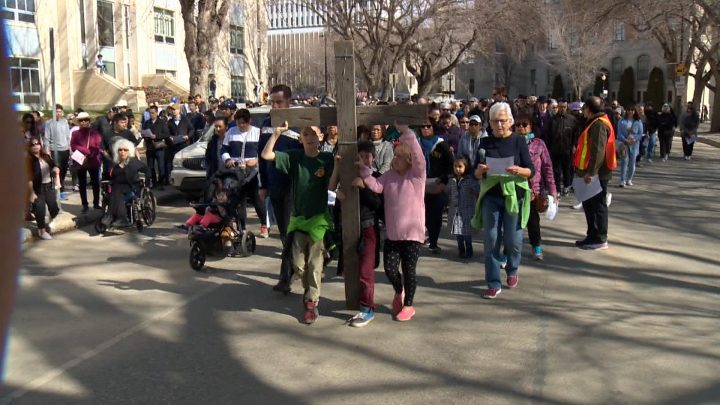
[482,194,523,290]
[645,131,657,160]
[620,143,639,183]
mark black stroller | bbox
[188,167,257,271]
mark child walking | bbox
[348,141,383,327]
[360,126,425,322]
[448,157,480,259]
[261,123,339,324]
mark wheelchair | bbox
[95,178,157,234]
[187,168,257,271]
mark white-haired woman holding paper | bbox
[471,102,535,299]
[101,139,147,227]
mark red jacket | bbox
[70,127,103,169]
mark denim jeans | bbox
[482,194,523,290]
[147,150,166,185]
[619,143,639,183]
[645,131,657,160]
[456,235,473,257]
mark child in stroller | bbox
[184,167,257,271]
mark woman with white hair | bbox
[101,139,147,227]
[471,102,535,299]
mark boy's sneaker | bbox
[392,291,405,316]
[533,246,543,260]
[507,274,519,289]
[395,306,415,322]
[38,230,53,240]
[582,241,609,251]
[260,225,269,238]
[618,181,625,188]
[349,307,375,327]
[303,301,319,324]
[73,185,80,192]
[499,256,507,269]
[428,245,442,254]
[606,192,613,207]
[572,201,583,209]
[482,288,501,299]
[626,180,634,186]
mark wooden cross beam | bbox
[264,41,428,310]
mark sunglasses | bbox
[517,122,531,127]
[118,148,129,151]
[469,122,480,126]
[420,125,433,129]
[79,119,90,122]
[459,121,470,124]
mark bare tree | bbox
[537,1,614,99]
[179,0,231,98]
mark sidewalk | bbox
[22,184,182,244]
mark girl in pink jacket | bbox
[359,127,425,322]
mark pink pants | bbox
[186,211,222,228]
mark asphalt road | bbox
[3,139,720,404]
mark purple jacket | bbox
[528,137,556,196]
[436,126,463,154]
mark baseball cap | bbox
[439,102,452,109]
[469,115,482,123]
[115,99,128,107]
[76,112,91,120]
[469,97,479,103]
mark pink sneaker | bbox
[303,300,319,324]
[392,291,404,316]
[395,306,415,322]
[507,274,518,289]
[482,288,502,299]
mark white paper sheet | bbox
[486,156,515,176]
[572,175,602,202]
[545,195,557,220]
[141,129,153,138]
[327,190,337,206]
[70,150,85,165]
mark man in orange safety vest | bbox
[573,96,616,251]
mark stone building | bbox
[4,0,267,111]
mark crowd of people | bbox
[22,83,702,326]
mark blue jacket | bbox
[617,118,643,152]
[258,128,301,192]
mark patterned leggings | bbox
[383,240,421,307]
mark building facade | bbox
[3,0,266,111]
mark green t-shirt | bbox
[274,149,334,219]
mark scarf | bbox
[524,132,535,144]
[419,135,439,176]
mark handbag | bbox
[533,191,549,213]
[153,139,167,150]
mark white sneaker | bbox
[619,181,625,188]
[662,156,667,162]
[39,230,53,240]
[572,202,583,209]
[647,159,653,163]
[626,180,633,187]
[606,192,613,207]
[687,156,692,161]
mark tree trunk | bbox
[188,54,210,99]
[711,76,720,132]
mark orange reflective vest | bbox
[573,114,617,171]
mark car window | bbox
[199,127,214,142]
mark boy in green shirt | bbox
[261,123,339,324]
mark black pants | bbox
[383,240,421,307]
[551,153,573,192]
[32,183,60,229]
[270,188,294,283]
[456,235,473,257]
[147,149,167,185]
[659,130,674,157]
[682,136,695,157]
[425,192,448,248]
[237,176,265,230]
[52,150,70,191]
[527,202,542,247]
[77,167,100,208]
[581,180,608,244]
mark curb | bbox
[698,136,720,148]
[21,189,183,244]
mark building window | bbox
[637,55,650,80]
[1,0,35,23]
[547,32,557,50]
[469,78,475,94]
[614,22,625,41]
[154,8,175,44]
[156,69,176,77]
[9,58,41,105]
[97,0,114,47]
[611,57,623,81]
[231,75,246,100]
[637,91,642,102]
[230,25,244,55]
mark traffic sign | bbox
[389,73,399,89]
[676,63,687,76]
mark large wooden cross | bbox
[270,41,427,309]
